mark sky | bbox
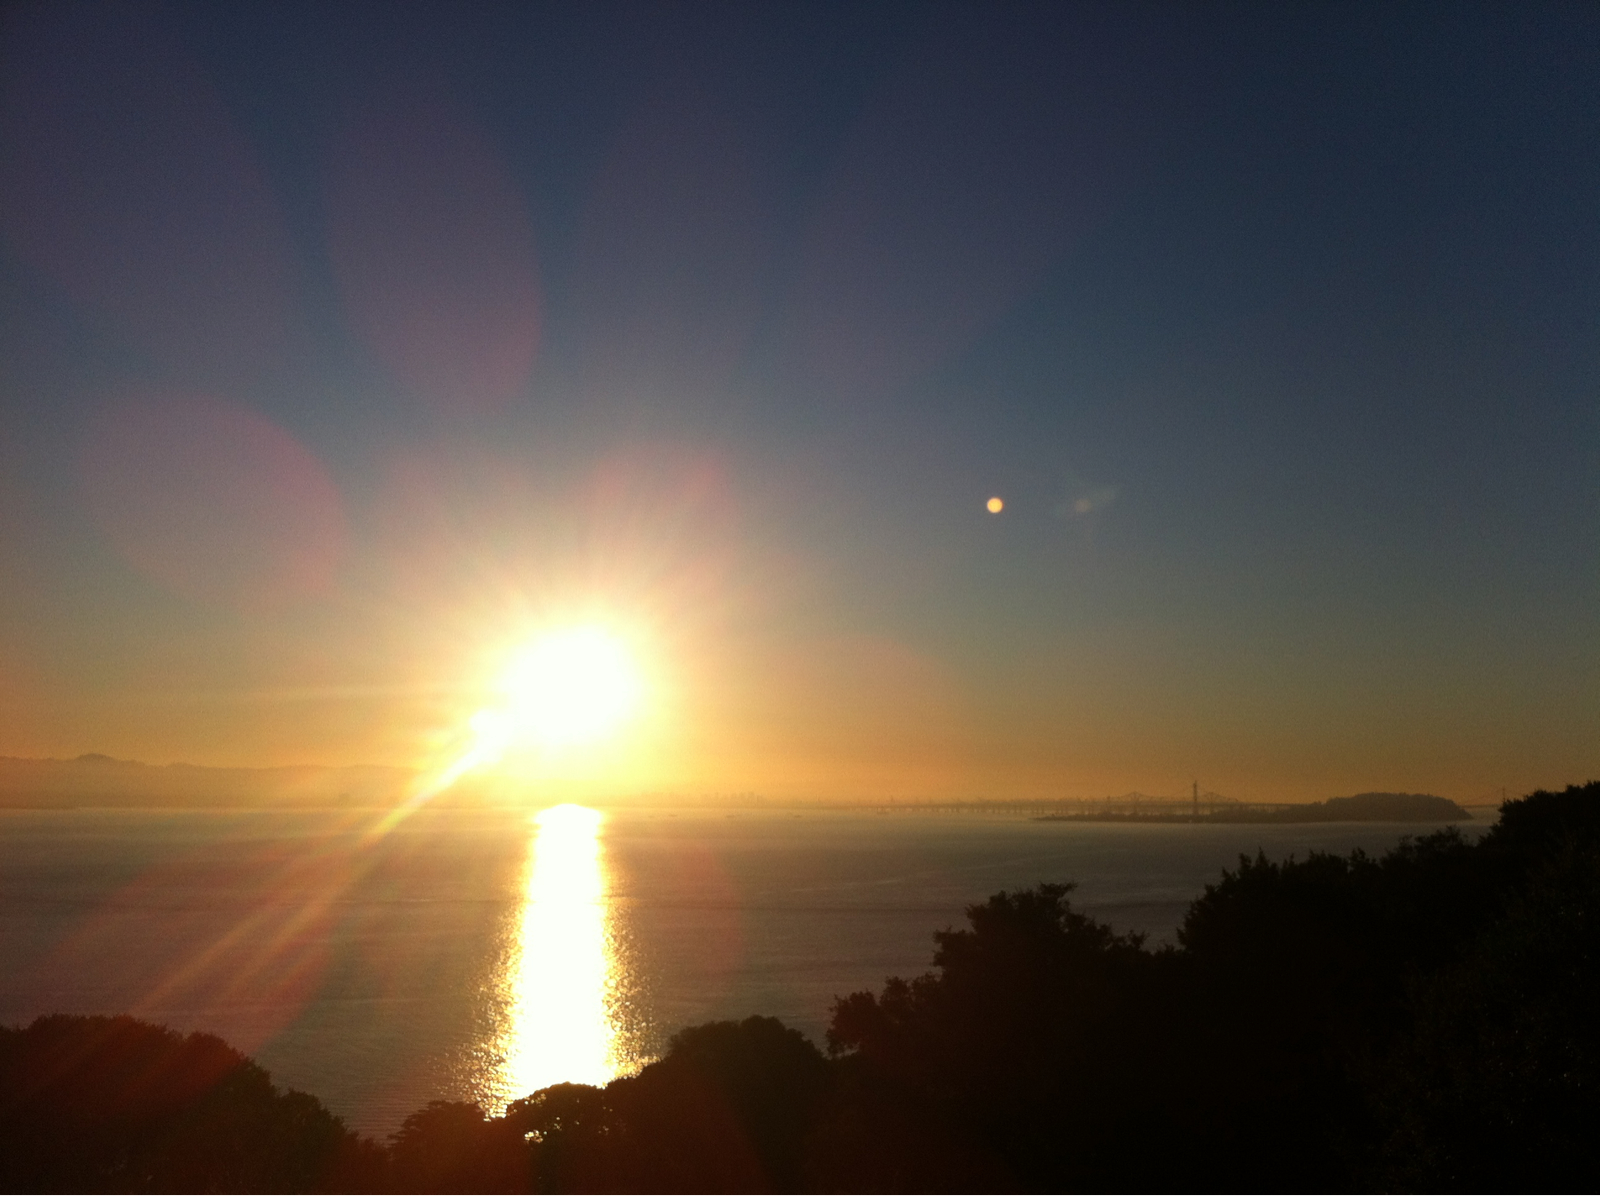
[0,0,1596,802]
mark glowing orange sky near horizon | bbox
[1,423,1591,809]
[4,411,1580,808]
[0,551,1588,808]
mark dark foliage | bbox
[819,781,1600,1192]
[380,1015,829,1193]
[7,782,1598,1192]
[0,1015,382,1192]
[820,884,1161,1189]
[388,1100,529,1193]
[1377,839,1600,1189]
[603,1016,830,1191]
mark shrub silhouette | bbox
[387,1099,531,1193]
[372,1016,830,1193]
[1377,799,1600,1189]
[0,1014,379,1192]
[614,1016,830,1191]
[818,782,1600,1192]
[510,1016,828,1193]
[822,884,1164,1190]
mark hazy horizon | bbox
[0,748,1506,810]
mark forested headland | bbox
[4,782,1598,1193]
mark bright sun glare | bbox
[472,626,643,759]
[369,625,644,837]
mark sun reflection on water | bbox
[490,804,622,1107]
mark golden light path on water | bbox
[486,804,624,1109]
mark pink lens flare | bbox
[324,98,541,417]
[78,393,347,612]
[0,3,304,387]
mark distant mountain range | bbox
[0,754,414,809]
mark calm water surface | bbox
[0,806,1483,1135]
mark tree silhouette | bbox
[0,1015,380,1192]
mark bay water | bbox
[0,806,1480,1136]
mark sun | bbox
[369,626,645,834]
[446,622,647,785]
[485,626,644,753]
